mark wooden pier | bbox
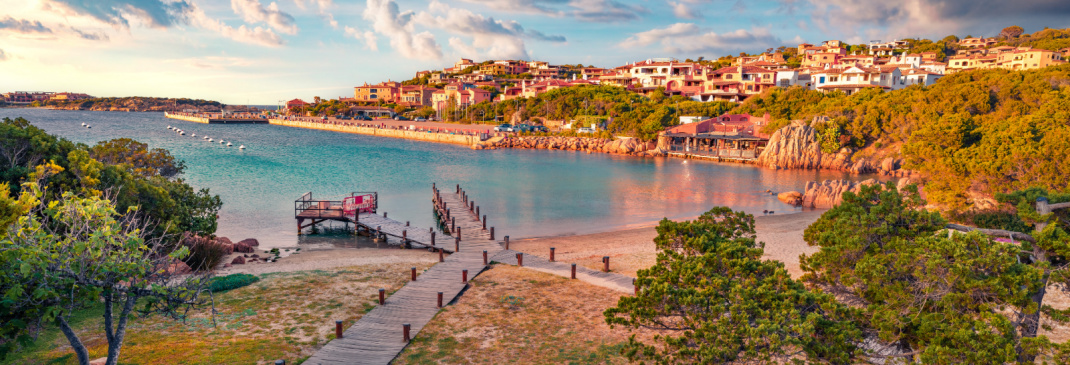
[164,111,268,124]
[302,184,504,365]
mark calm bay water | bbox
[2,109,862,248]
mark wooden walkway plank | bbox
[302,185,504,365]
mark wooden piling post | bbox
[504,235,510,250]
[571,263,576,279]
[603,256,610,272]
[437,292,443,308]
[378,288,385,305]
[490,227,495,240]
[431,231,436,246]
[403,324,411,342]
[335,320,343,339]
[476,206,480,217]
[462,269,468,283]
[455,237,459,252]
[456,184,459,193]
[482,215,486,229]
[483,250,488,265]
[411,267,417,281]
[406,221,410,226]
[450,217,455,232]
[550,247,555,262]
[517,252,523,267]
[457,227,461,240]
[438,248,444,262]
[384,212,387,218]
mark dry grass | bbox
[5,261,435,365]
[396,265,662,365]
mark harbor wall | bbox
[267,118,482,146]
[164,112,210,124]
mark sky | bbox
[0,0,1068,104]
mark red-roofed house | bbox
[660,112,772,160]
[286,98,308,110]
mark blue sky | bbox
[1,0,1068,104]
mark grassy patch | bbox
[4,261,435,365]
[395,265,661,364]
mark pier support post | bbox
[456,184,459,193]
[550,247,555,262]
[335,320,343,339]
[403,324,411,342]
[384,212,387,218]
[457,227,461,241]
[504,236,510,250]
[490,227,495,240]
[476,206,480,217]
[297,218,303,234]
[462,269,468,284]
[482,215,486,230]
[483,250,488,266]
[437,292,443,308]
[517,253,523,267]
[406,221,410,227]
[411,267,417,281]
[451,217,455,232]
[379,288,385,305]
[470,201,475,212]
[455,237,459,252]
[603,256,610,272]
[571,264,576,279]
[439,249,444,262]
[431,231,436,246]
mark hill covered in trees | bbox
[41,97,256,113]
[731,64,1070,210]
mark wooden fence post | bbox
[411,267,417,281]
[403,324,411,342]
[482,215,487,229]
[455,237,460,252]
[550,247,555,262]
[462,269,468,283]
[438,248,444,262]
[335,320,343,339]
[517,252,523,267]
[378,288,385,305]
[505,236,510,250]
[437,292,443,308]
[571,263,576,279]
[483,250,488,265]
[603,256,610,272]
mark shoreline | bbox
[230,210,825,279]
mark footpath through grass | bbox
[4,262,434,365]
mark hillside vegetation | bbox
[731,64,1070,209]
[42,97,247,112]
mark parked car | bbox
[514,123,532,132]
[354,115,371,121]
[531,125,548,133]
[494,124,515,132]
[413,117,427,122]
[394,115,409,121]
[576,127,595,134]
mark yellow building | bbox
[353,81,401,102]
[996,49,1066,70]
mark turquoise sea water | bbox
[1,109,865,248]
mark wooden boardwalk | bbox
[490,249,636,294]
[302,185,503,365]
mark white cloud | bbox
[0,17,53,34]
[620,23,782,55]
[166,55,255,69]
[189,6,285,47]
[362,0,442,60]
[670,2,699,19]
[416,1,534,59]
[456,0,567,17]
[569,0,648,22]
[0,49,7,61]
[344,26,378,51]
[231,0,298,35]
[294,0,337,28]
[41,0,193,29]
[802,0,1070,39]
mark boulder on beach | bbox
[216,237,233,245]
[237,238,260,247]
[233,242,255,253]
[777,191,803,206]
[231,256,246,265]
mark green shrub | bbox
[209,274,260,293]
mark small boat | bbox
[239,145,246,149]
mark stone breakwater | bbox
[267,118,483,146]
[473,136,664,156]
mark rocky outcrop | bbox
[757,119,867,172]
[474,136,665,157]
[801,179,880,208]
[237,238,259,247]
[231,256,246,265]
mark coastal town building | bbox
[354,81,401,103]
[398,86,436,107]
[661,113,772,160]
[285,98,308,110]
[49,92,92,101]
[431,83,491,111]
[995,48,1066,70]
[959,37,998,49]
[2,91,56,103]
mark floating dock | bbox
[164,111,267,124]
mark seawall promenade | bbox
[165,111,267,124]
[267,118,486,146]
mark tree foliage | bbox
[605,207,862,364]
[801,183,1070,363]
[731,65,1070,210]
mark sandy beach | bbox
[230,211,825,279]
